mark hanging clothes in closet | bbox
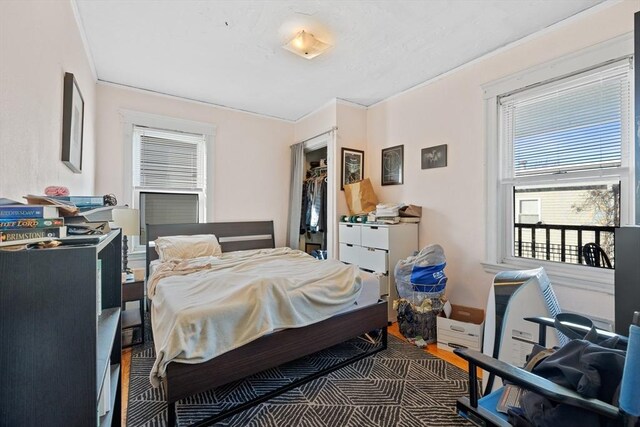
[300,167,327,235]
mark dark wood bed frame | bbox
[146,221,389,427]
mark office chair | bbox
[583,242,612,269]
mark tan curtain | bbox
[286,142,304,249]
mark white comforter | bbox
[148,247,362,386]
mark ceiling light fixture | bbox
[283,30,330,59]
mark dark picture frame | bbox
[421,144,448,169]
[341,147,364,190]
[61,72,84,173]
[381,145,404,185]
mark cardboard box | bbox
[437,304,484,353]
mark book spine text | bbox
[0,227,63,242]
[0,207,48,219]
[0,218,64,230]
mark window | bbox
[132,125,207,246]
[516,198,540,224]
[513,183,620,264]
[484,36,633,291]
[498,59,631,268]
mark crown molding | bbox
[70,0,97,81]
[97,80,294,123]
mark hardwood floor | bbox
[120,323,474,425]
[121,347,132,426]
[387,322,472,371]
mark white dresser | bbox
[338,222,419,322]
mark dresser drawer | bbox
[358,247,388,273]
[361,225,389,250]
[339,223,361,245]
[339,243,360,265]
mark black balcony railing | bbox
[514,223,615,267]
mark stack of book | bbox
[0,205,67,247]
[366,213,401,224]
[0,195,115,248]
[30,195,117,223]
[47,195,105,212]
[370,203,403,224]
[366,202,422,224]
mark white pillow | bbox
[155,234,222,261]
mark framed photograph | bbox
[421,144,447,169]
[381,145,404,185]
[341,148,364,190]
[61,72,84,173]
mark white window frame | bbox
[482,34,634,294]
[120,110,216,254]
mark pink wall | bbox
[0,1,97,200]
[336,102,368,217]
[366,1,638,316]
[294,101,336,143]
[293,100,368,217]
[293,100,368,255]
[95,84,294,246]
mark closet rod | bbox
[293,126,338,146]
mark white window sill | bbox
[481,258,614,296]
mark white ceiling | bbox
[76,0,603,121]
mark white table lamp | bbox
[112,208,140,274]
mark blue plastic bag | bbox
[395,244,447,302]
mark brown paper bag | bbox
[344,178,379,215]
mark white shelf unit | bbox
[338,222,418,322]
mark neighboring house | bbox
[514,184,618,264]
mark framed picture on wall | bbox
[61,72,84,173]
[341,147,364,190]
[421,144,447,169]
[381,145,404,185]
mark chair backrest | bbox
[583,243,612,269]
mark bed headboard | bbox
[146,221,275,273]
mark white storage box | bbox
[437,304,484,353]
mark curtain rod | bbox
[293,127,338,146]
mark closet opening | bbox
[300,146,328,259]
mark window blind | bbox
[500,59,631,179]
[139,192,199,244]
[133,126,206,190]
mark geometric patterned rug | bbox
[127,330,473,427]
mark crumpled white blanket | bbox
[148,247,362,386]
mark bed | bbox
[146,221,388,426]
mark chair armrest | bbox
[524,316,628,349]
[453,348,621,419]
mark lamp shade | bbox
[283,30,330,59]
[112,208,140,236]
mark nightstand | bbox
[122,279,145,347]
